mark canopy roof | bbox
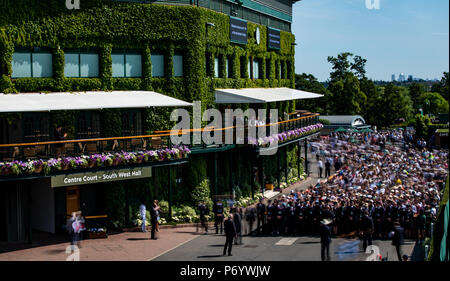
[214,87,323,104]
[0,91,192,112]
[320,115,367,127]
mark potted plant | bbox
[88,155,98,168]
[33,159,44,174]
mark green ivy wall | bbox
[0,0,297,227]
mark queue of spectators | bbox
[252,129,448,245]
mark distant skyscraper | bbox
[408,75,413,82]
[399,73,406,82]
[391,74,396,81]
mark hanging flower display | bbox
[0,145,192,177]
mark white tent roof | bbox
[215,87,323,104]
[0,91,192,112]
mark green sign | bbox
[51,166,152,188]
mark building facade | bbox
[0,0,322,242]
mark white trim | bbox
[146,234,200,261]
[0,91,192,112]
[215,87,323,104]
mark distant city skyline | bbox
[292,0,449,82]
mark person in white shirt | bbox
[139,203,147,232]
[318,159,323,178]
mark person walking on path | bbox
[150,200,160,240]
[139,203,147,233]
[256,199,265,235]
[325,159,331,178]
[359,210,374,252]
[67,212,78,249]
[244,207,256,235]
[318,158,323,178]
[320,218,332,261]
[223,215,237,256]
[392,221,405,261]
[233,208,242,245]
[197,201,209,234]
[213,200,224,234]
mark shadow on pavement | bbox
[0,231,70,254]
[127,238,151,241]
[46,249,66,255]
[197,254,224,258]
[410,242,425,261]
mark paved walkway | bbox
[0,227,201,261]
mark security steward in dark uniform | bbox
[373,202,384,239]
[213,200,224,234]
[276,200,285,235]
[295,200,305,235]
[305,202,314,235]
[256,199,266,234]
[197,201,209,234]
[286,201,296,236]
[273,200,282,236]
[266,200,274,235]
[359,210,374,252]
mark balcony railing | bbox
[0,113,320,176]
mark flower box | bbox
[34,165,43,174]
[88,160,96,168]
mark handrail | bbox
[0,114,320,148]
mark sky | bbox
[291,0,449,82]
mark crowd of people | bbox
[239,130,448,246]
[126,128,447,259]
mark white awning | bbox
[215,87,323,104]
[0,91,192,112]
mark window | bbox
[151,52,165,77]
[214,57,219,78]
[240,57,246,78]
[226,57,233,78]
[121,110,142,136]
[76,112,100,139]
[111,49,142,78]
[173,53,183,77]
[248,59,251,79]
[22,113,50,142]
[253,59,260,79]
[64,49,99,78]
[287,61,292,78]
[12,49,53,78]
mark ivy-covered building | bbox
[0,0,322,242]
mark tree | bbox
[351,55,367,79]
[418,92,449,116]
[440,72,449,101]
[327,52,353,81]
[408,114,432,140]
[328,72,366,115]
[360,78,382,126]
[191,179,213,213]
[327,52,367,81]
[431,72,449,101]
[294,73,332,114]
[378,84,413,127]
[408,82,425,109]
